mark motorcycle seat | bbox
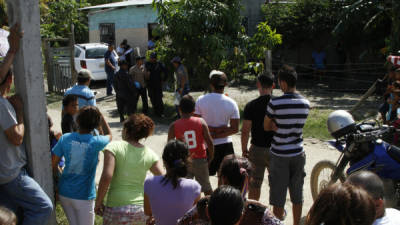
[387,145,400,164]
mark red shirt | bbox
[174,117,207,159]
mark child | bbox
[168,95,214,195]
[379,65,397,124]
[0,206,16,225]
[48,114,64,169]
[61,95,79,134]
[52,106,112,225]
[144,140,201,225]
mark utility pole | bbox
[6,0,56,224]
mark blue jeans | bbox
[0,169,53,225]
[106,70,115,95]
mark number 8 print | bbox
[184,130,197,149]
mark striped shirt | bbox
[266,93,310,157]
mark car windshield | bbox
[85,47,108,59]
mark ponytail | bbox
[219,155,253,192]
[161,140,189,189]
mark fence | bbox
[272,59,387,93]
[43,36,76,94]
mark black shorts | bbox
[209,142,234,176]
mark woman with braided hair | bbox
[95,114,163,225]
[178,154,283,225]
[144,140,202,225]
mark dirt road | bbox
[48,84,378,224]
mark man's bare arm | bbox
[201,119,214,162]
[241,120,252,157]
[264,116,277,132]
[4,95,24,146]
[0,24,23,82]
[167,123,175,142]
[211,119,239,139]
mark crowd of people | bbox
[1,23,400,225]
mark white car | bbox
[74,43,119,81]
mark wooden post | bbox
[70,24,77,84]
[6,0,56,224]
[265,50,272,74]
[43,39,54,92]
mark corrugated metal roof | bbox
[80,0,155,10]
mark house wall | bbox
[88,5,157,54]
[241,0,265,35]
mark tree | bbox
[249,22,282,60]
[153,0,248,87]
[0,0,6,27]
[263,0,344,48]
[334,0,399,54]
[40,0,89,43]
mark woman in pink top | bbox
[144,140,201,225]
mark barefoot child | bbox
[168,95,214,195]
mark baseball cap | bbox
[150,52,157,59]
[136,56,146,61]
[209,70,227,87]
[78,69,92,79]
[171,56,181,63]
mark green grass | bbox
[303,109,333,140]
[56,203,103,225]
[156,92,332,141]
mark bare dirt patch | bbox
[47,83,379,224]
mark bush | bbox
[153,0,248,88]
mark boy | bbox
[264,65,310,225]
[168,95,214,195]
[61,95,79,134]
[241,73,274,201]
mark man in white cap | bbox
[194,70,240,176]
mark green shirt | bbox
[104,141,159,207]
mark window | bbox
[74,47,81,58]
[85,47,108,59]
[99,23,115,45]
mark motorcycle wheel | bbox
[310,160,345,201]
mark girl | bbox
[306,183,376,225]
[178,155,283,225]
[144,140,201,225]
[52,106,112,225]
[95,114,163,225]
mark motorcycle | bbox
[310,122,400,206]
